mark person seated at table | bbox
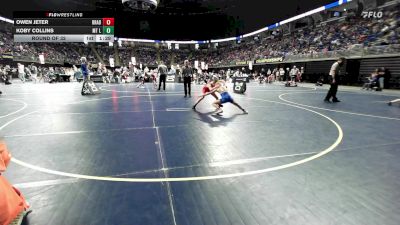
[362,68,379,90]
[113,68,121,83]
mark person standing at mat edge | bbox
[182,60,194,97]
[324,57,345,103]
[81,57,89,81]
[158,61,167,91]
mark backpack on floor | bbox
[81,80,100,95]
[233,80,246,94]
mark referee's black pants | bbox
[183,76,191,97]
[325,76,338,101]
[158,74,166,90]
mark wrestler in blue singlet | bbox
[81,63,88,80]
[220,92,233,104]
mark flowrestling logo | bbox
[46,12,83,18]
[362,11,383,19]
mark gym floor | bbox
[1,81,400,225]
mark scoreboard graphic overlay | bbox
[13,12,114,43]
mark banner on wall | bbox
[1,54,13,59]
[235,61,247,65]
[248,61,253,70]
[255,57,284,64]
[39,54,45,64]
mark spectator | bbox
[362,68,379,90]
[17,63,25,83]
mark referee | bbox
[324,58,345,103]
[182,60,194,97]
[157,61,168,91]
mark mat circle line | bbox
[0,98,28,119]
[99,85,183,94]
[278,92,400,121]
[3,95,343,182]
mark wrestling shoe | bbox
[214,108,223,115]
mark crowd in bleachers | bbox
[96,46,114,64]
[206,5,399,65]
[120,4,399,66]
[119,47,158,66]
[0,22,13,56]
[0,4,399,67]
